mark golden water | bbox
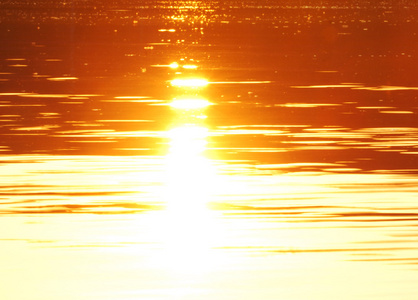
[1,1,418,299]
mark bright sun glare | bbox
[145,75,228,275]
[164,92,216,213]
[169,62,198,70]
[155,112,224,274]
[170,97,212,110]
[164,124,214,211]
[169,62,179,69]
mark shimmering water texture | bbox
[1,1,418,300]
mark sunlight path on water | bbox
[153,93,229,277]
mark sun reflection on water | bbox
[169,97,212,110]
[164,96,215,212]
[151,94,226,275]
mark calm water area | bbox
[1,1,418,299]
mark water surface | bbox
[1,1,418,299]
